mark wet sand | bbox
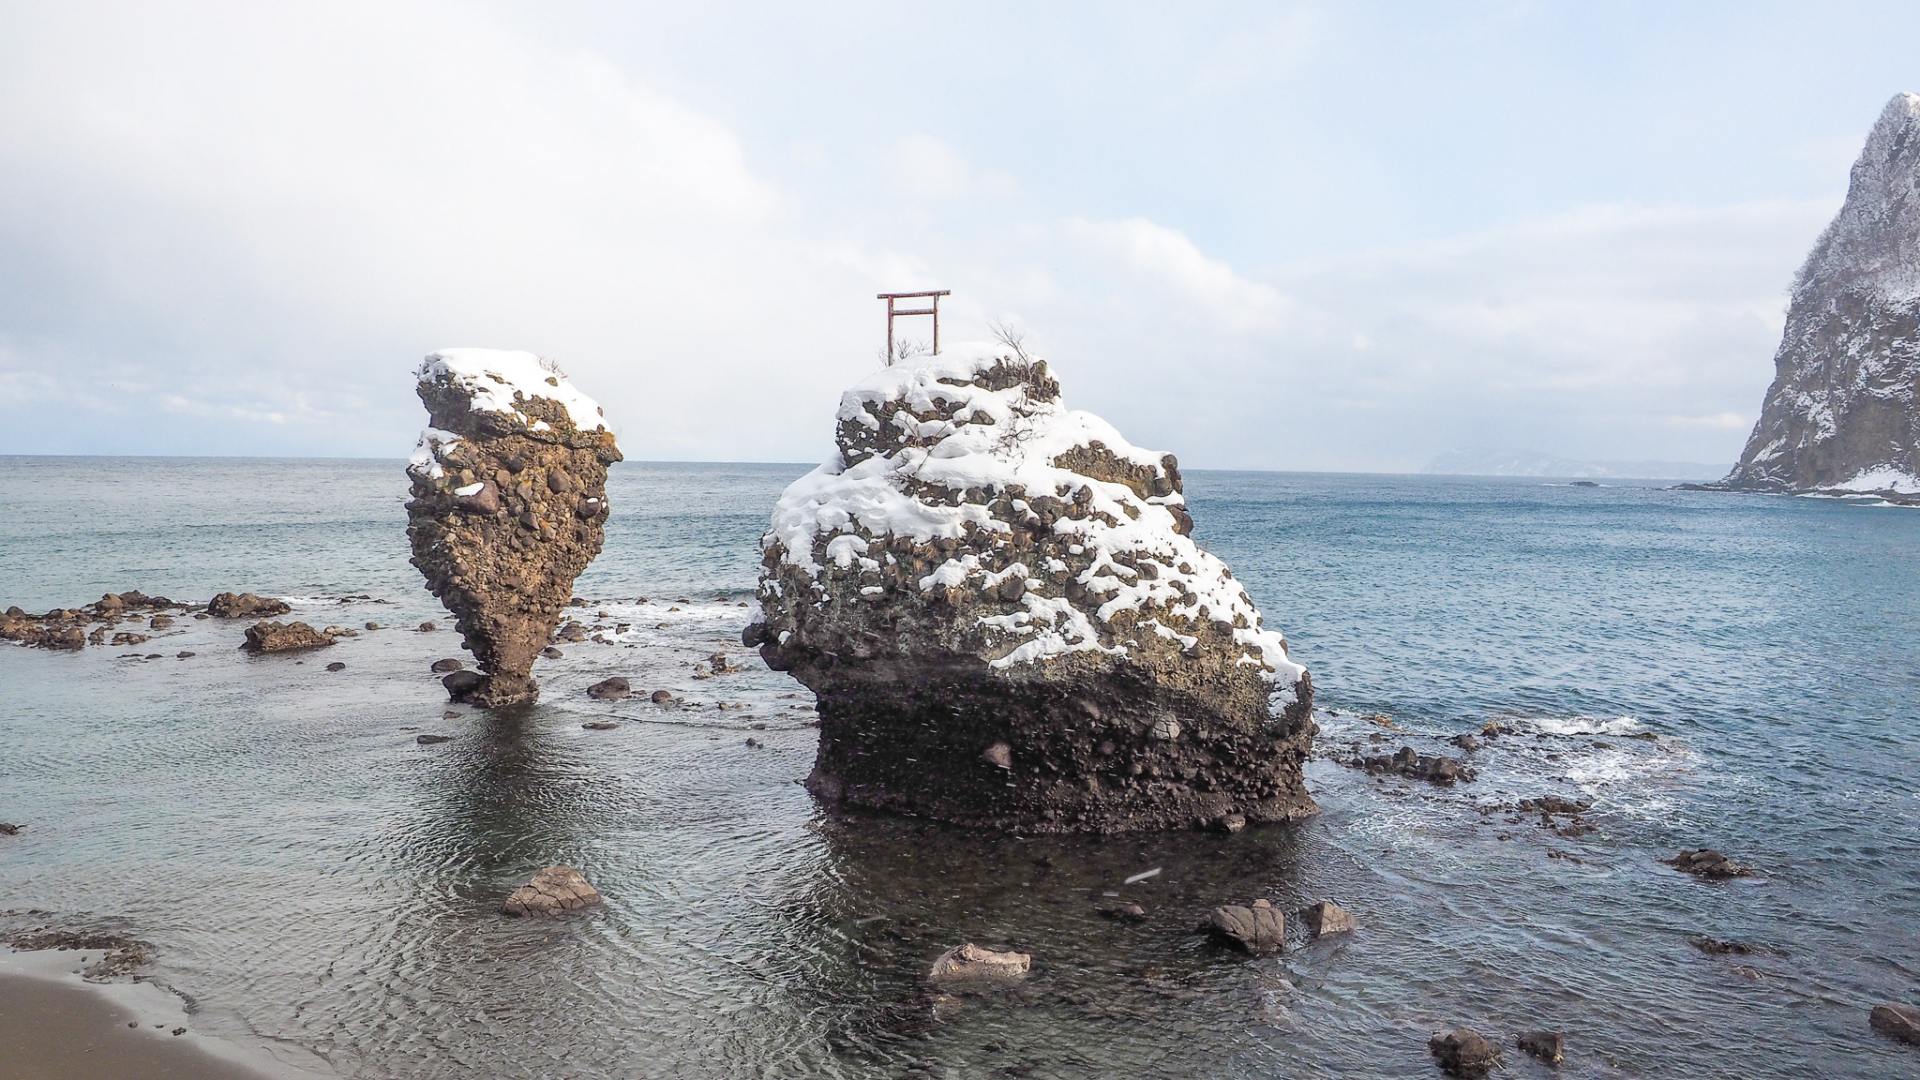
[0,951,287,1079]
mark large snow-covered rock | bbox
[745,342,1314,833]
[405,349,622,707]
[1716,92,1920,503]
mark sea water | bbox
[1,457,1916,1078]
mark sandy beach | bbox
[0,949,312,1080]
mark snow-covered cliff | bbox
[1718,93,1920,501]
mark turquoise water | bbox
[1,457,1917,1078]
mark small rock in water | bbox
[441,710,461,720]
[926,943,1031,984]
[650,690,674,704]
[418,621,437,632]
[206,592,290,618]
[430,657,465,673]
[1664,848,1753,879]
[1871,1004,1920,1045]
[417,734,453,745]
[501,865,603,917]
[1517,795,1591,816]
[1205,899,1284,955]
[240,620,335,653]
[586,676,631,700]
[980,741,1013,770]
[1689,936,1761,956]
[745,737,763,748]
[364,622,381,631]
[582,721,618,731]
[1359,745,1474,785]
[441,669,487,701]
[1516,1030,1565,1064]
[1097,902,1148,922]
[325,661,346,672]
[1300,900,1355,937]
[175,651,195,659]
[541,647,563,659]
[1449,733,1480,752]
[1428,1028,1500,1077]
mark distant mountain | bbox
[1709,92,1920,503]
[1423,448,1722,481]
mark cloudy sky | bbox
[2,1,1915,470]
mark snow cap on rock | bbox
[754,341,1304,687]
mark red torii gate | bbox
[877,289,950,364]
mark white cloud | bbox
[0,3,1864,475]
[889,134,1018,201]
[1064,217,1292,330]
[0,0,872,460]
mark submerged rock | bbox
[1300,900,1355,937]
[1689,936,1762,956]
[1205,899,1285,955]
[746,342,1314,833]
[501,865,603,917]
[1428,1028,1500,1077]
[1360,745,1474,785]
[1664,848,1754,879]
[926,943,1031,984]
[1516,1030,1565,1064]
[240,620,334,653]
[1871,1003,1920,1045]
[586,676,631,700]
[405,350,622,708]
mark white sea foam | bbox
[1507,714,1643,737]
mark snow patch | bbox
[406,427,461,481]
[419,349,608,432]
[1835,465,1920,494]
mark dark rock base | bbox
[444,669,538,709]
[802,673,1315,834]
